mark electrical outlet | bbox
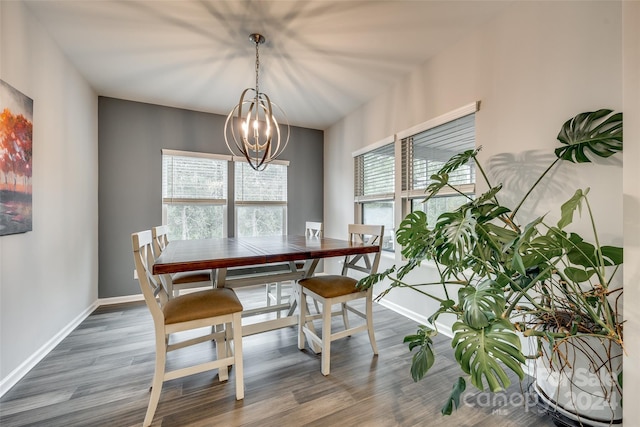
[134,269,138,280]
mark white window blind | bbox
[354,142,395,202]
[163,153,228,203]
[235,161,288,203]
[402,113,476,199]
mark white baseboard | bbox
[375,296,454,338]
[97,293,145,305]
[0,301,99,397]
[0,293,145,398]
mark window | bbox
[162,150,230,240]
[400,107,477,226]
[353,102,479,256]
[354,140,395,251]
[235,160,288,237]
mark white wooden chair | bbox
[297,224,384,375]
[266,221,323,316]
[132,230,244,427]
[152,225,212,297]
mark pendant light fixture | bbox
[224,33,289,171]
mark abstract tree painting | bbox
[0,80,33,236]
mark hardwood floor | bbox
[0,287,556,426]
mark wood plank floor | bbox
[0,287,556,427]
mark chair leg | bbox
[144,338,167,427]
[321,300,332,375]
[313,298,321,314]
[366,294,378,355]
[298,286,307,350]
[275,283,282,318]
[232,312,244,400]
[216,326,229,382]
[341,302,350,330]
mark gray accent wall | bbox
[98,97,323,298]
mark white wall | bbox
[623,0,640,423]
[325,1,623,329]
[0,1,98,392]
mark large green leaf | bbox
[563,233,623,269]
[434,210,477,266]
[452,319,525,392]
[424,148,480,200]
[555,109,623,163]
[424,173,451,201]
[563,266,597,282]
[467,184,503,208]
[601,245,623,266]
[459,280,505,329]
[503,217,543,274]
[356,266,395,290]
[404,325,437,382]
[441,377,467,415]
[396,210,433,260]
[557,189,588,229]
[521,230,566,267]
[472,203,511,225]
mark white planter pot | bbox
[534,335,622,426]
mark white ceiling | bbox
[24,0,511,130]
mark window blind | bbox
[162,153,227,203]
[402,113,476,198]
[235,161,287,203]
[354,142,395,202]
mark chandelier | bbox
[224,33,289,171]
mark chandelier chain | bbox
[255,40,260,95]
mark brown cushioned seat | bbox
[163,288,243,325]
[298,275,358,299]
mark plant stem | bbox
[510,158,560,221]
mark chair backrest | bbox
[342,224,384,277]
[305,221,323,238]
[151,225,170,258]
[132,230,168,322]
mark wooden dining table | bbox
[152,234,381,337]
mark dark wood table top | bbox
[152,235,381,275]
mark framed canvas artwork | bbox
[0,79,33,236]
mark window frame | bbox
[161,149,231,239]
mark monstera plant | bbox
[359,109,623,421]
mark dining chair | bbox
[266,221,323,316]
[152,225,213,297]
[297,223,384,375]
[132,230,244,427]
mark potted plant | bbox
[359,109,623,425]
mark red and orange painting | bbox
[0,80,33,236]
